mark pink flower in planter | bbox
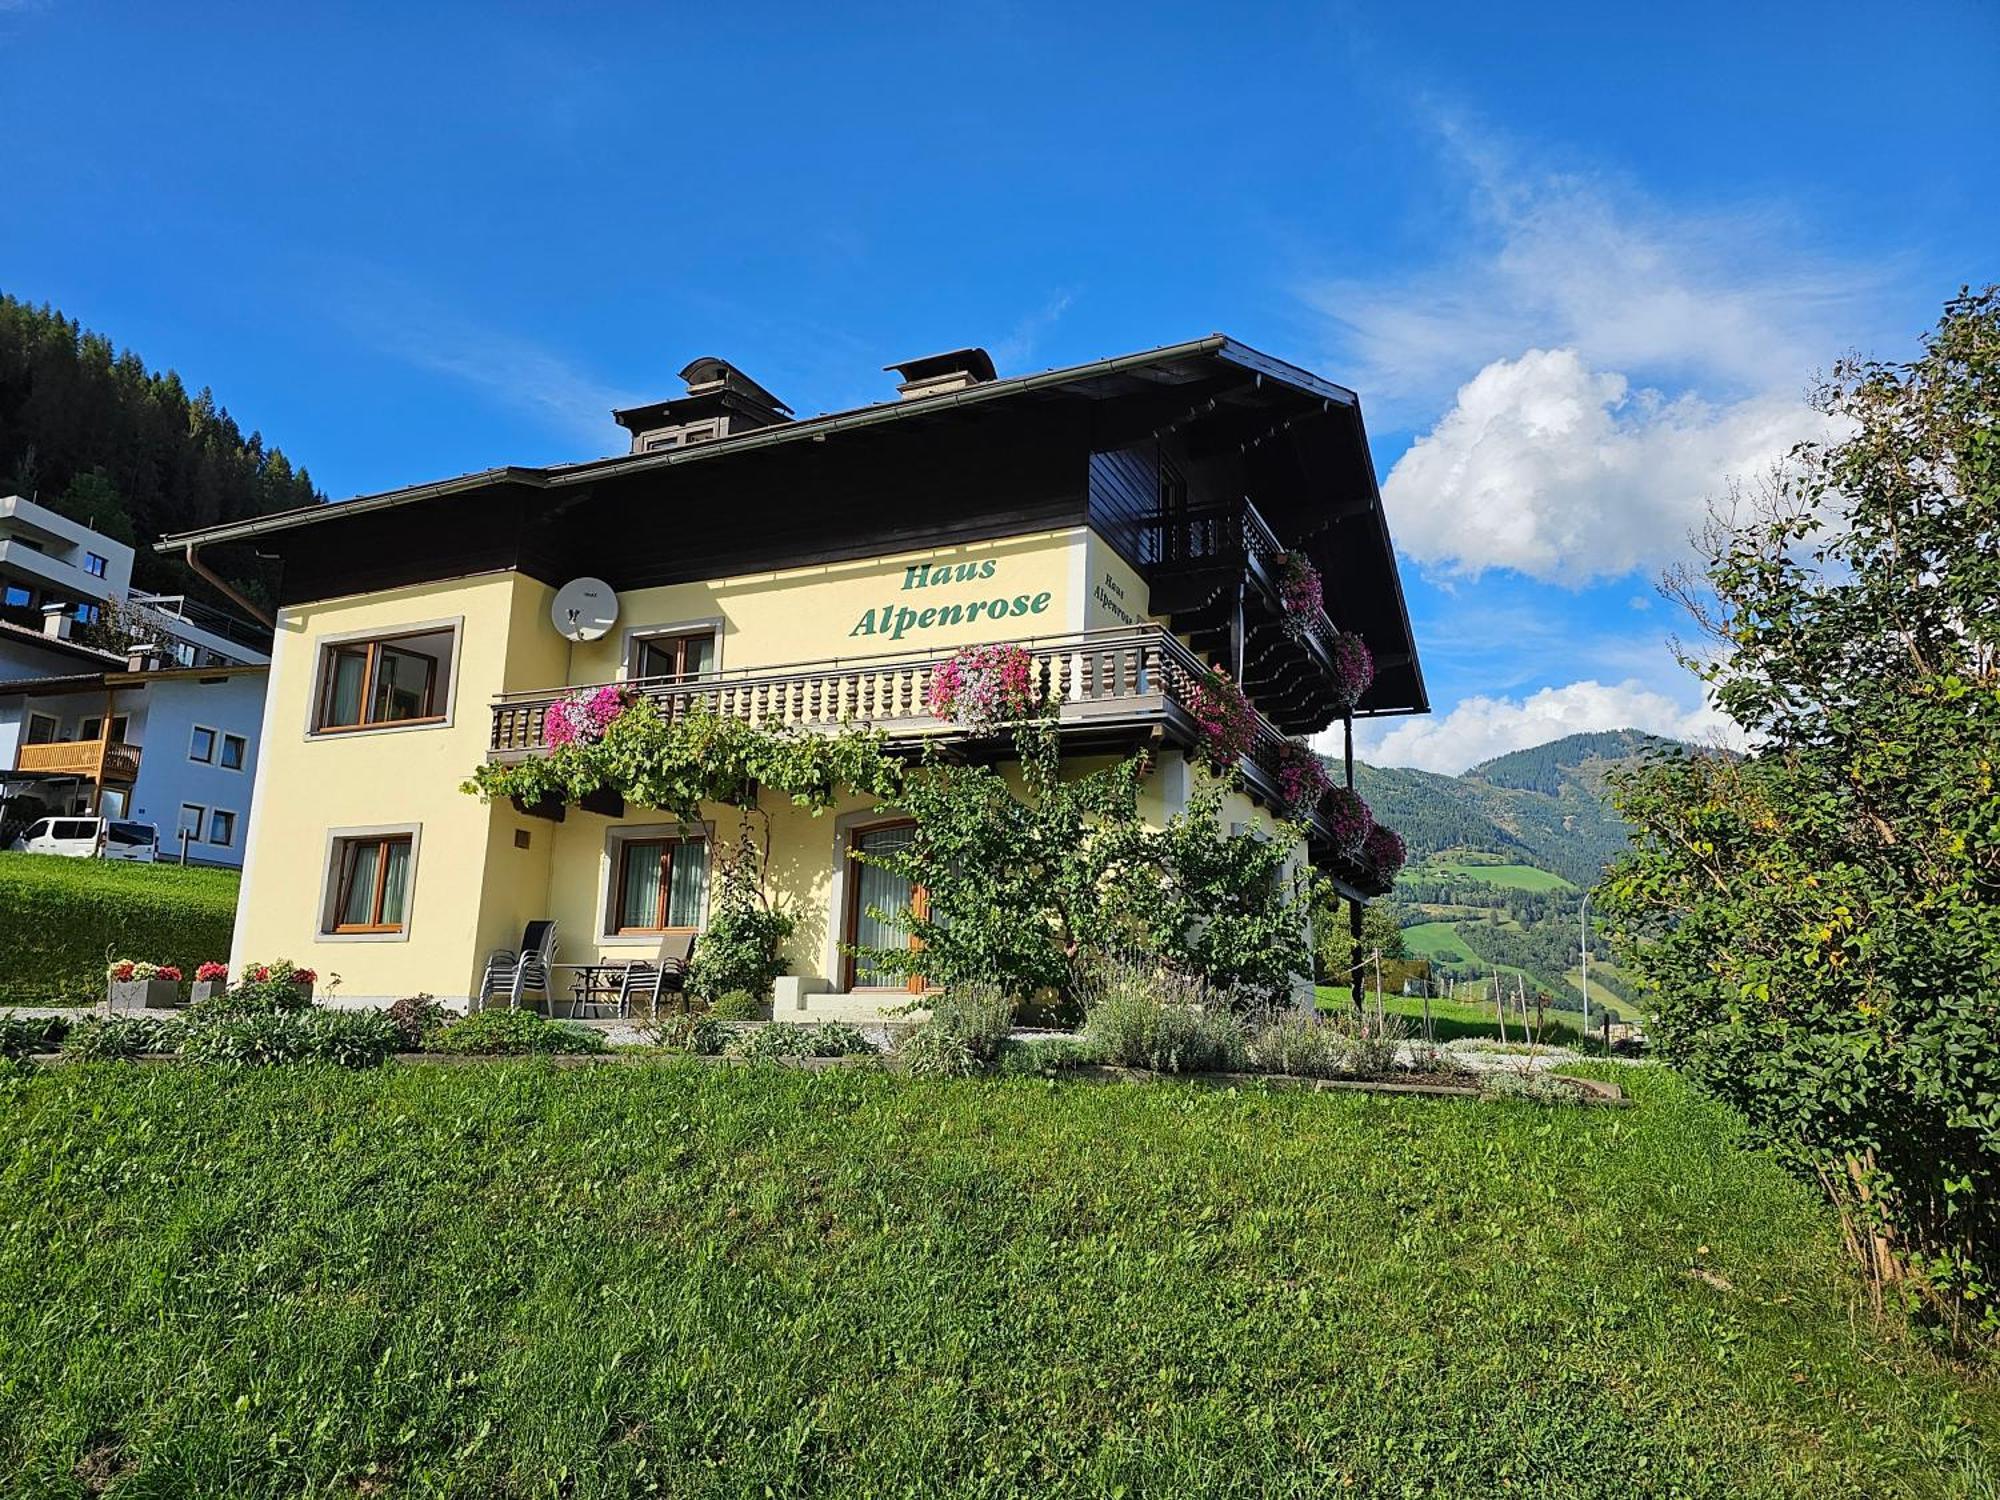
[196,962,228,983]
[1275,740,1334,819]
[545,686,629,749]
[1321,787,1374,857]
[153,965,183,982]
[243,964,270,983]
[1360,824,1407,888]
[106,960,136,982]
[290,968,317,987]
[1277,552,1323,642]
[1328,632,1375,709]
[1187,667,1257,770]
[927,644,1040,730]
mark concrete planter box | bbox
[189,980,226,1005]
[109,978,183,1011]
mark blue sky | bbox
[4,1,1994,769]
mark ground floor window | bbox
[328,833,414,934]
[208,808,236,847]
[613,834,708,934]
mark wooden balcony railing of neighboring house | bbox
[14,739,143,783]
[488,624,1354,860]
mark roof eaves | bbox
[155,336,1238,554]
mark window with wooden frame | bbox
[628,629,717,683]
[610,834,709,935]
[80,715,130,742]
[328,833,414,934]
[312,628,455,733]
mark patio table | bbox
[552,962,631,1019]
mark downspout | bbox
[183,543,276,630]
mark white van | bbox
[8,817,159,862]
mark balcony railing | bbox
[15,739,142,782]
[488,624,1336,846]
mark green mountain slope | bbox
[1339,729,1686,1016]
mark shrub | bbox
[384,994,449,1050]
[61,1016,177,1061]
[188,975,313,1021]
[707,989,764,1023]
[1081,959,1245,1074]
[642,1011,736,1055]
[178,1010,400,1069]
[0,854,237,1006]
[995,1036,1103,1076]
[0,1014,69,1058]
[1244,1013,1352,1079]
[926,984,1013,1064]
[895,1023,977,1078]
[432,1008,606,1056]
[726,1022,874,1061]
[686,828,795,1003]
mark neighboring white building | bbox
[0,493,270,677]
[0,663,267,866]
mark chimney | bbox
[613,358,792,455]
[41,603,73,641]
[886,347,998,401]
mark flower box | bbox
[109,978,183,1011]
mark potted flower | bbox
[1277,552,1323,642]
[1328,631,1375,710]
[926,644,1040,730]
[242,960,317,1004]
[1320,786,1374,859]
[190,961,229,1005]
[107,960,184,1011]
[1186,666,1257,770]
[1275,740,1333,819]
[1357,823,1407,895]
[544,685,628,749]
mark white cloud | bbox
[1380,348,1815,581]
[1348,678,1736,775]
[1304,122,1888,581]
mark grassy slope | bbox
[1401,920,1482,965]
[0,853,239,1005]
[1,1063,1991,1497]
[1316,986,1598,1048]
[1421,859,1577,893]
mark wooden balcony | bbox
[15,739,143,783]
[1140,495,1358,733]
[488,625,1359,869]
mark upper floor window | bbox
[220,733,246,770]
[83,552,109,579]
[312,627,455,733]
[190,725,216,762]
[630,629,716,682]
[81,715,130,742]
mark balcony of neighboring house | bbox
[13,735,142,785]
[125,592,273,667]
[1136,493,1362,735]
[486,623,1365,879]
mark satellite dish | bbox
[551,578,619,642]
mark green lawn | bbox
[0,852,239,1005]
[1400,920,1482,965]
[1421,860,1577,893]
[1,1061,1991,1496]
[1318,986,1598,1048]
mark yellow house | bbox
[157,340,1426,1012]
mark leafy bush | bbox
[1244,1013,1352,1079]
[644,1012,735,1055]
[994,1036,1103,1076]
[1081,959,1245,1074]
[61,1015,178,1061]
[926,984,1013,1063]
[384,994,449,1050]
[0,1014,69,1058]
[726,1022,875,1061]
[189,974,314,1021]
[176,1010,401,1069]
[1604,290,2000,1337]
[706,989,764,1023]
[687,828,796,1003]
[0,854,237,1005]
[431,1008,606,1056]
[895,1023,977,1078]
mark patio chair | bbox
[478,919,558,1011]
[616,931,697,1019]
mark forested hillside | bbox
[0,296,322,602]
[1343,729,1684,1017]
